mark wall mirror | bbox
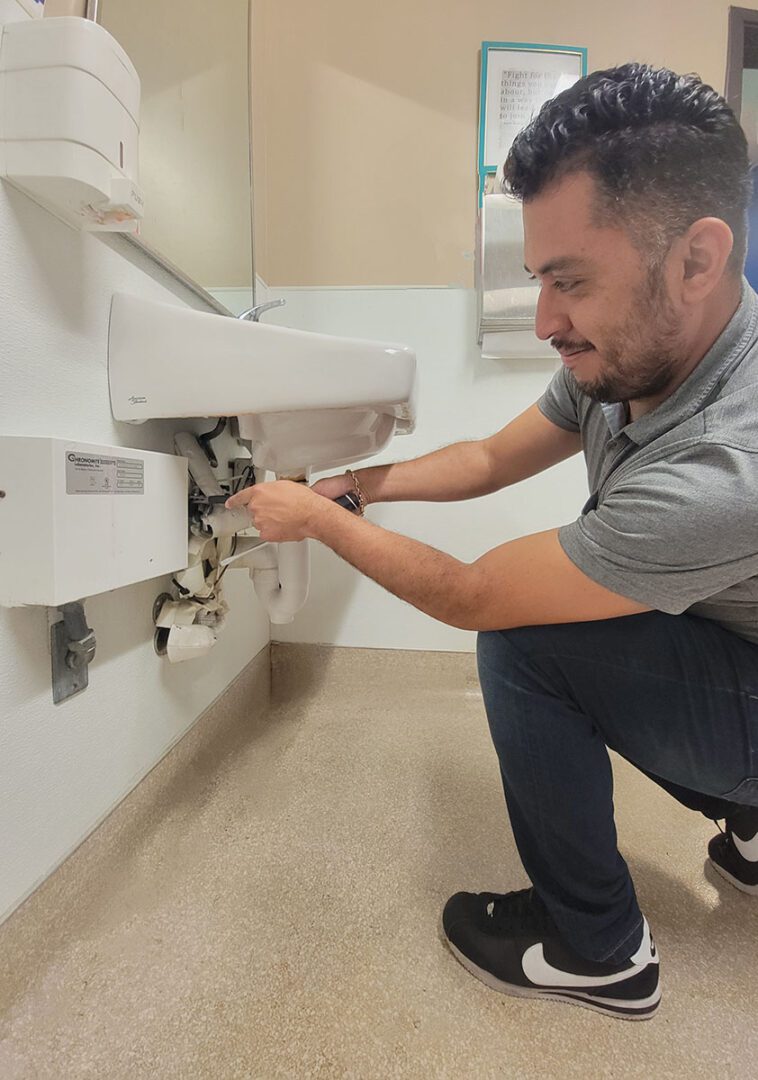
[90,0,255,315]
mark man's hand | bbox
[225,480,341,543]
[310,473,356,502]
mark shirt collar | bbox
[603,278,758,446]
[600,401,628,436]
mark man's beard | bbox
[557,271,685,404]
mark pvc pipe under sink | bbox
[245,540,310,625]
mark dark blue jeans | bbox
[476,611,758,965]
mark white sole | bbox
[446,941,661,1021]
[708,856,758,895]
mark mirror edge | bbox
[86,0,256,318]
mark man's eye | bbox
[554,280,580,292]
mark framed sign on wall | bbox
[478,41,587,202]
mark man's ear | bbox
[675,217,735,302]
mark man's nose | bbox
[534,285,572,341]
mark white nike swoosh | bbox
[522,943,646,989]
[733,830,758,862]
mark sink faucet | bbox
[237,299,286,322]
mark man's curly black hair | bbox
[503,63,752,274]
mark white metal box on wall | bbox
[0,437,188,606]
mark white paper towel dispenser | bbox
[476,179,555,360]
[0,15,144,230]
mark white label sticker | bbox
[65,452,144,495]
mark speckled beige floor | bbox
[1,643,757,1079]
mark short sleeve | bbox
[537,366,581,433]
[557,440,758,614]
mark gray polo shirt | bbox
[538,279,758,645]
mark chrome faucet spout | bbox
[237,299,287,322]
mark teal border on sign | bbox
[478,41,588,205]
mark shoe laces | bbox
[485,887,553,933]
[714,819,738,855]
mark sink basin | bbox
[108,293,416,472]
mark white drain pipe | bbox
[245,540,310,625]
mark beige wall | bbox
[102,0,252,290]
[252,0,754,288]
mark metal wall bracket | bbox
[51,601,97,704]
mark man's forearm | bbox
[309,501,479,629]
[352,404,581,508]
[355,440,496,506]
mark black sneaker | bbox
[442,887,660,1021]
[708,807,758,895]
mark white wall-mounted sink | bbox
[108,294,416,473]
